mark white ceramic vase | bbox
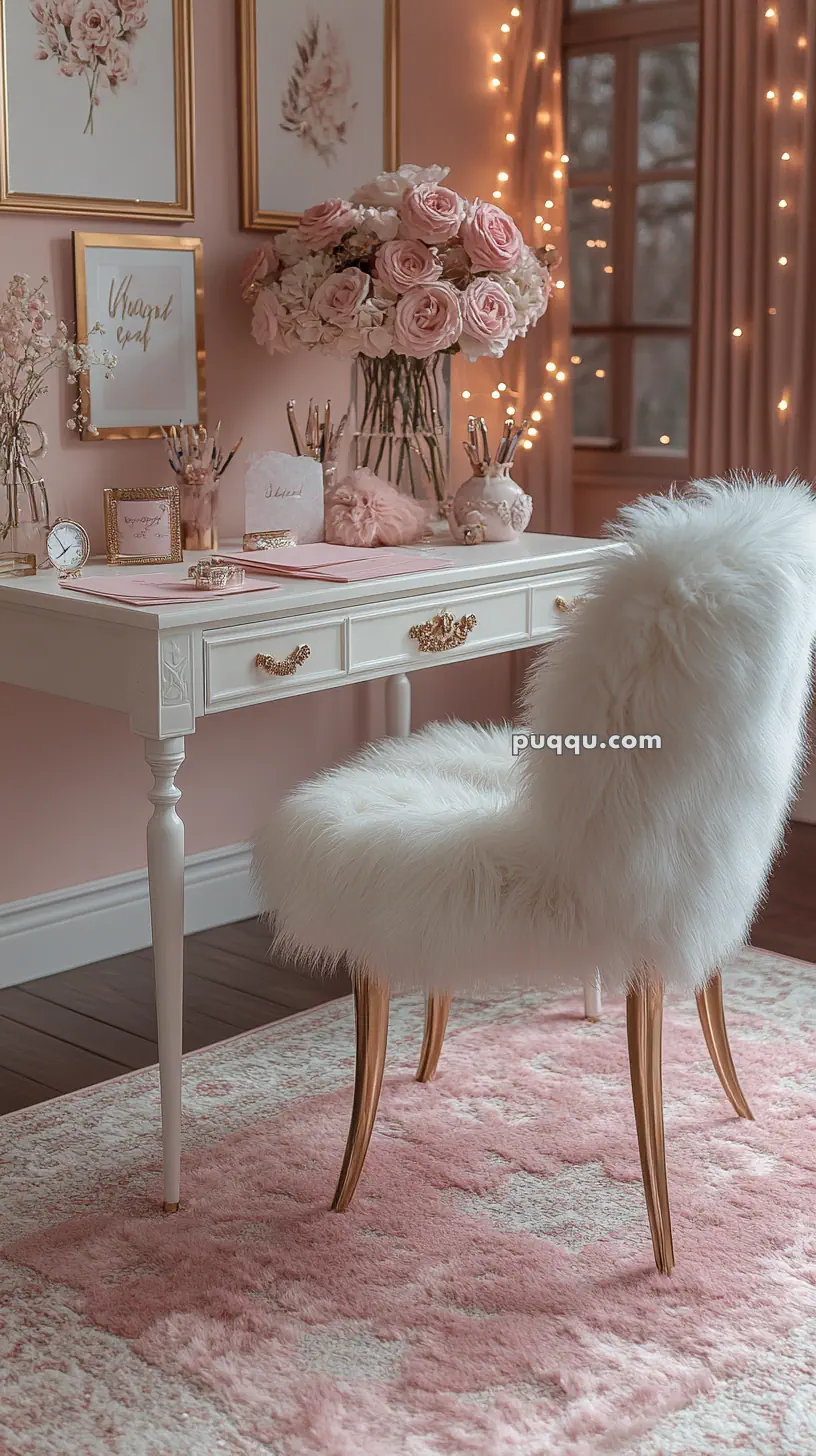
[445,463,533,545]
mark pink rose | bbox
[393,282,462,358]
[118,0,147,29]
[251,291,281,353]
[55,0,78,23]
[459,278,515,360]
[399,184,466,245]
[71,0,118,60]
[240,245,277,301]
[298,199,357,251]
[374,239,443,296]
[312,267,370,325]
[461,202,524,272]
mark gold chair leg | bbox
[627,981,675,1275]
[332,975,390,1213]
[417,994,451,1082]
[696,971,754,1120]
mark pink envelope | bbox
[216,547,455,582]
[217,545,384,572]
[60,573,281,606]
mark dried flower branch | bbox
[1,273,117,539]
[280,15,357,164]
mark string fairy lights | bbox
[743,20,807,428]
[469,2,574,451]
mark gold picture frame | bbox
[104,486,183,567]
[0,0,194,220]
[238,0,400,232]
[74,231,207,441]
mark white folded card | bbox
[244,451,324,544]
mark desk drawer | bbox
[530,571,593,637]
[348,583,529,673]
[204,616,345,710]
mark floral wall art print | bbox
[239,0,399,230]
[0,0,193,218]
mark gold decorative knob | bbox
[409,611,477,653]
[255,645,311,677]
[554,595,585,614]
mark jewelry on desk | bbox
[242,530,296,551]
[187,558,245,591]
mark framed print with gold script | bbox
[74,233,206,440]
[0,0,193,220]
[238,0,400,231]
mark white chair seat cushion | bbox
[253,720,546,994]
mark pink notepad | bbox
[216,546,455,583]
[60,573,281,606]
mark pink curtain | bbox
[692,0,816,479]
[505,0,573,533]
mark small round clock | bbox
[46,519,91,579]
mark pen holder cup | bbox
[179,473,219,552]
[444,463,533,544]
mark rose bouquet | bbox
[30,0,148,136]
[241,164,552,500]
[0,273,116,557]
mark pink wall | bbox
[0,0,518,905]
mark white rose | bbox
[358,207,401,242]
[350,163,450,208]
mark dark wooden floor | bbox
[0,822,813,1117]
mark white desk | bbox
[0,533,616,1208]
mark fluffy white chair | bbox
[254,477,816,1273]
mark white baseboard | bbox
[0,843,257,990]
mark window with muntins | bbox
[564,0,699,479]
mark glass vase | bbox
[1,418,50,565]
[353,351,451,503]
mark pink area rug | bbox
[2,946,816,1456]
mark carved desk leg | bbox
[144,736,186,1213]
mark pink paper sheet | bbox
[60,573,281,606]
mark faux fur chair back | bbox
[256,477,816,997]
[521,477,816,990]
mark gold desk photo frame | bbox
[104,486,183,567]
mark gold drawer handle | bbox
[554,595,586,614]
[409,611,477,653]
[255,645,311,677]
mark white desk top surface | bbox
[0,533,618,633]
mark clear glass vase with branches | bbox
[0,274,116,562]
